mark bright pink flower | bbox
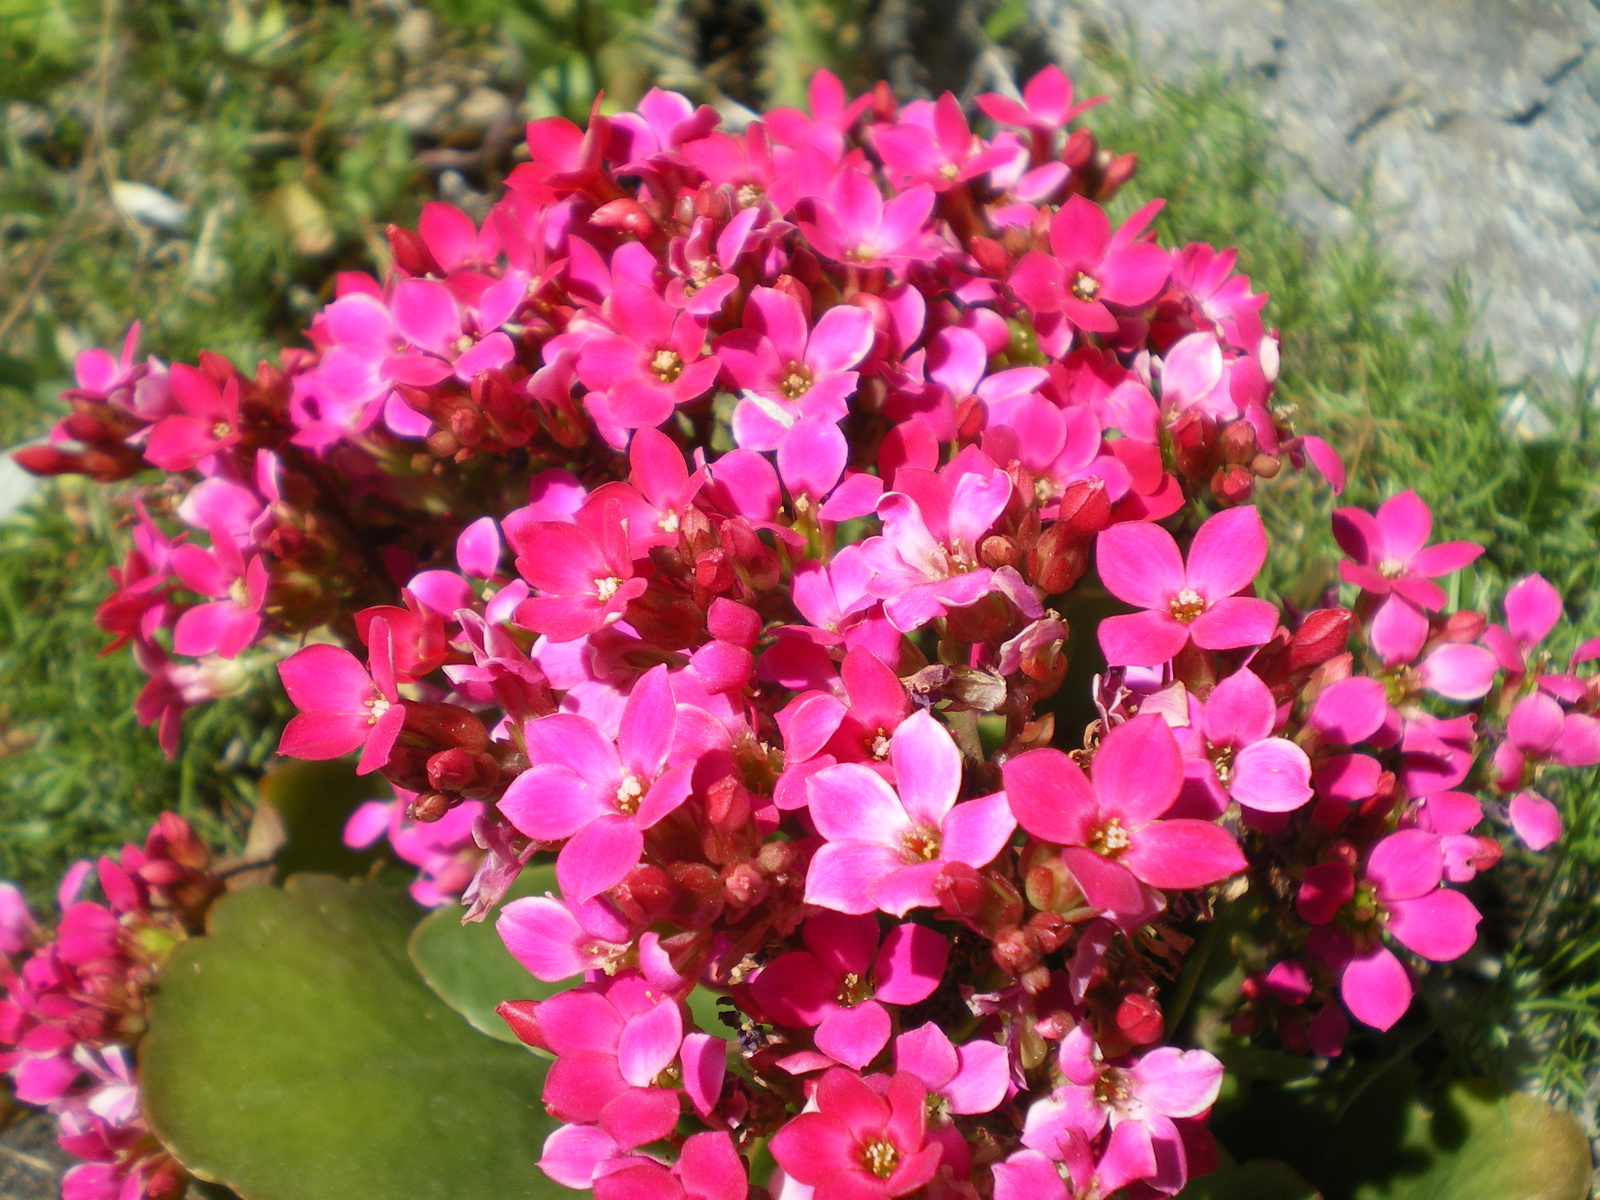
[0,883,33,957]
[168,530,268,659]
[576,283,721,440]
[776,415,884,523]
[1169,243,1268,333]
[765,70,872,158]
[1021,1024,1221,1195]
[873,93,1013,192]
[862,450,1040,632]
[1095,507,1278,666]
[993,1135,1159,1200]
[717,287,875,449]
[1366,596,1500,702]
[592,1131,749,1200]
[1002,715,1246,918]
[1009,196,1170,336]
[768,1068,944,1199]
[498,892,633,982]
[509,499,648,642]
[1332,490,1482,610]
[1174,669,1313,815]
[498,666,696,902]
[1508,791,1563,851]
[804,710,1015,915]
[142,364,240,471]
[1490,690,1600,786]
[893,1023,1009,1116]
[798,169,940,271]
[750,914,947,1070]
[976,65,1104,133]
[275,619,404,775]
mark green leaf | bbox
[141,875,562,1200]
[1352,1080,1591,1200]
[982,0,1028,43]
[1180,1158,1322,1200]
[407,864,564,1044]
[254,758,390,881]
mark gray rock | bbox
[1030,0,1600,384]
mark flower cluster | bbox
[0,817,222,1200]
[17,65,1594,1200]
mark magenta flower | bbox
[498,665,696,902]
[576,282,721,438]
[776,415,884,523]
[169,531,268,659]
[1002,715,1247,919]
[1175,669,1313,816]
[591,1131,748,1200]
[717,287,876,450]
[1508,791,1564,852]
[861,450,1041,632]
[143,364,241,472]
[1302,830,1482,1030]
[509,501,647,643]
[804,710,1016,915]
[768,1068,944,1199]
[993,1136,1158,1200]
[750,913,947,1070]
[1490,690,1600,787]
[977,65,1105,133]
[498,892,633,982]
[1332,490,1482,610]
[765,69,872,158]
[1009,196,1171,336]
[893,1023,1009,1116]
[1366,595,1500,702]
[1095,507,1278,667]
[1020,1024,1221,1195]
[275,618,404,775]
[872,93,1014,192]
[798,169,939,271]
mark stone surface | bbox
[0,1113,73,1200]
[1029,0,1600,383]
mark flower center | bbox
[229,576,249,607]
[1168,587,1206,623]
[1210,743,1235,786]
[780,362,813,399]
[595,576,622,601]
[365,697,391,726]
[847,244,878,263]
[454,335,476,355]
[651,349,685,383]
[869,731,891,760]
[837,971,872,1006]
[659,510,680,534]
[1089,818,1131,858]
[860,1138,899,1179]
[736,183,761,208]
[1378,558,1406,579]
[939,161,961,181]
[1093,1069,1132,1108]
[1070,271,1101,302]
[901,826,942,862]
[1034,477,1060,505]
[212,420,231,440]
[615,775,645,815]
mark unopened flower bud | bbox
[407,791,453,823]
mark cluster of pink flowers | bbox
[0,818,221,1200]
[16,65,1595,1200]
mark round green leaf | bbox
[407,865,564,1044]
[1353,1080,1591,1200]
[1180,1158,1322,1200]
[141,875,562,1200]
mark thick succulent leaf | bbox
[1352,1080,1591,1200]
[255,758,391,880]
[407,864,565,1044]
[141,875,561,1200]
[1179,1157,1321,1200]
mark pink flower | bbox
[498,665,696,902]
[592,1131,749,1200]
[576,283,722,440]
[1490,690,1600,786]
[768,1068,944,1199]
[1508,791,1563,852]
[1002,715,1246,918]
[169,531,268,659]
[1366,596,1500,702]
[142,364,240,472]
[872,93,1013,192]
[776,415,885,523]
[1174,669,1313,816]
[498,893,633,982]
[976,65,1105,134]
[0,883,33,957]
[509,499,648,642]
[717,287,876,450]
[804,710,1015,915]
[1332,490,1483,610]
[798,169,940,271]
[1009,196,1170,336]
[1020,1024,1222,1195]
[1095,507,1278,666]
[275,618,404,775]
[750,914,947,1070]
[893,1023,1009,1116]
